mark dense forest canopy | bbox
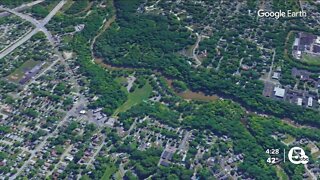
[93,0,320,127]
[94,0,194,78]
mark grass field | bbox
[115,77,127,85]
[178,90,219,102]
[282,134,295,144]
[166,78,219,101]
[113,171,123,180]
[301,53,320,66]
[185,45,195,57]
[101,164,117,180]
[7,60,40,83]
[276,166,289,180]
[113,82,153,116]
[312,151,320,160]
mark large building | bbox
[293,32,320,59]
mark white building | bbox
[274,87,285,98]
[308,97,313,107]
[297,98,303,106]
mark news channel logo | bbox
[288,147,309,165]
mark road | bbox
[123,120,137,139]
[260,49,277,85]
[215,56,223,71]
[0,0,44,18]
[22,43,77,91]
[6,1,68,90]
[0,0,66,59]
[10,96,86,179]
[86,137,106,167]
[267,49,276,81]
[41,0,66,25]
[1,0,67,92]
[5,1,86,178]
[21,57,60,92]
[127,75,136,92]
[193,33,202,67]
[304,164,317,180]
[0,28,37,59]
[0,7,39,25]
[46,145,73,177]
[178,131,191,152]
[235,58,244,75]
[299,0,304,12]
[90,15,116,61]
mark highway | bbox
[0,0,66,59]
[41,0,66,25]
[0,28,38,59]
[1,1,87,179]
[0,7,39,25]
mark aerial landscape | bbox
[0,0,320,179]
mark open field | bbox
[282,134,295,144]
[312,151,320,160]
[166,78,219,101]
[178,90,219,102]
[276,166,289,180]
[114,77,127,85]
[7,60,40,83]
[60,0,74,12]
[113,82,153,115]
[301,53,320,66]
[101,164,117,180]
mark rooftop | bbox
[274,87,285,98]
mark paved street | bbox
[10,95,86,180]
[0,1,86,179]
[193,33,202,67]
[0,28,37,59]
[0,0,66,59]
[41,0,66,25]
[259,49,279,85]
[86,136,106,167]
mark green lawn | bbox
[282,134,295,144]
[276,166,289,180]
[101,164,117,180]
[113,171,123,180]
[7,60,40,83]
[301,54,320,66]
[62,35,74,44]
[312,151,320,160]
[113,82,153,116]
[115,77,128,86]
